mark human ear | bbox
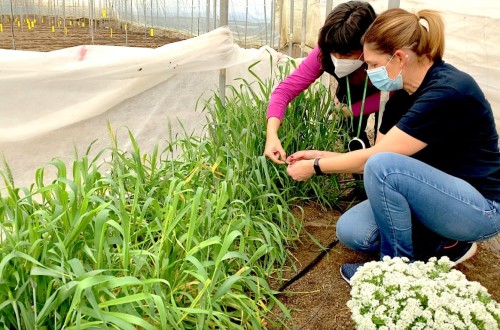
[394,50,409,67]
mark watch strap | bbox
[313,158,325,176]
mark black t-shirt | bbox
[380,60,500,201]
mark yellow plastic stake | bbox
[82,22,85,27]
[64,27,68,35]
[110,28,113,38]
[0,24,3,32]
[102,9,107,18]
[17,21,20,27]
[70,20,73,26]
[27,21,31,30]
[51,26,55,33]
[150,28,154,37]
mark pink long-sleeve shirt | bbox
[267,46,380,121]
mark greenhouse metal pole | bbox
[300,0,307,57]
[62,0,65,33]
[9,0,16,49]
[213,0,217,29]
[288,0,294,56]
[278,0,283,50]
[388,0,400,8]
[264,0,268,45]
[89,0,95,44]
[244,0,248,48]
[206,0,210,32]
[270,0,275,49]
[219,0,228,106]
[325,0,332,16]
[124,0,128,46]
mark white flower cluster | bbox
[347,256,500,330]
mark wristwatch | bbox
[313,158,325,176]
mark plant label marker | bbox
[150,28,154,37]
[110,28,113,38]
[51,26,55,33]
[0,24,3,32]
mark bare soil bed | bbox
[2,18,499,330]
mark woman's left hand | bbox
[286,159,315,181]
[286,150,322,165]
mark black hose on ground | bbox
[278,238,340,292]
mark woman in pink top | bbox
[265,1,380,164]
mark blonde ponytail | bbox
[362,8,445,61]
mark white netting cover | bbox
[0,26,284,190]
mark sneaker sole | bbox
[453,242,477,265]
[339,266,352,286]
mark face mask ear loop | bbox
[356,75,369,138]
[345,76,354,130]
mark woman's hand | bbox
[264,134,287,164]
[286,159,315,181]
[286,150,323,165]
[264,117,287,164]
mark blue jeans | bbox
[336,152,500,260]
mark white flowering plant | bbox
[347,256,500,330]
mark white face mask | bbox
[331,54,364,78]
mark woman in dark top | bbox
[283,8,500,284]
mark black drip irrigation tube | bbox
[278,238,340,292]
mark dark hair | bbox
[318,1,376,74]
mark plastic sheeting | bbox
[280,0,500,129]
[0,27,283,190]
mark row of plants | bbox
[0,56,353,329]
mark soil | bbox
[2,18,499,330]
[269,201,500,330]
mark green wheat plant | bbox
[203,54,351,209]
[0,55,351,329]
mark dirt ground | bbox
[0,16,185,51]
[2,17,499,330]
[270,201,500,330]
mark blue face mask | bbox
[366,54,403,91]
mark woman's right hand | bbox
[264,135,287,164]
